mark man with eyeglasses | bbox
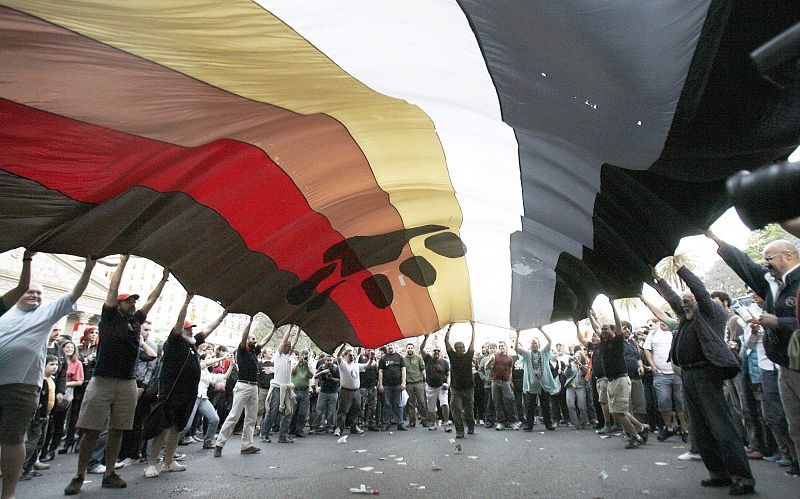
[706,230,800,477]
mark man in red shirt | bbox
[487,341,520,430]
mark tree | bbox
[615,297,640,322]
[744,223,800,261]
[703,258,747,298]
[656,253,699,292]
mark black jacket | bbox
[718,242,800,370]
[658,267,739,379]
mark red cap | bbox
[183,321,196,329]
[117,293,140,302]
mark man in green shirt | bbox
[403,343,427,427]
[289,349,313,437]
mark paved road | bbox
[15,425,796,498]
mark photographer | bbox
[564,347,589,430]
[311,354,339,434]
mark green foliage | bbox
[656,253,699,292]
[703,259,747,298]
[744,223,800,261]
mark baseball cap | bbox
[183,321,196,329]
[117,293,140,302]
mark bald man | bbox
[706,231,800,476]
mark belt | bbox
[681,361,711,370]
[238,380,259,385]
[607,373,629,381]
[341,387,359,392]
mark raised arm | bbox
[201,308,229,341]
[69,257,97,304]
[468,321,475,352]
[574,320,589,347]
[239,316,254,348]
[673,255,715,317]
[277,324,294,354]
[609,297,622,337]
[258,324,278,347]
[105,254,129,308]
[514,329,521,353]
[420,334,430,359]
[444,324,454,352]
[172,293,194,335]
[540,326,553,351]
[2,249,34,310]
[291,327,302,350]
[650,265,685,320]
[705,229,770,299]
[638,293,671,324]
[588,308,601,335]
[140,267,170,316]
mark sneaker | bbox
[202,443,216,449]
[87,464,107,474]
[638,425,649,444]
[763,454,779,462]
[428,425,438,431]
[20,471,35,481]
[512,422,522,431]
[408,422,416,428]
[333,428,341,437]
[144,465,159,478]
[467,426,474,435]
[261,435,271,443]
[596,426,612,436]
[785,463,800,476]
[240,446,261,454]
[456,432,465,439]
[776,457,793,467]
[117,458,134,468]
[64,475,85,495]
[495,423,504,431]
[213,446,223,457]
[397,425,408,431]
[33,460,50,470]
[728,482,755,495]
[625,436,641,449]
[350,426,364,435]
[657,428,675,441]
[114,460,125,469]
[165,461,186,472]
[101,471,127,489]
[173,453,186,462]
[278,437,295,443]
[678,451,702,461]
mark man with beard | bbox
[655,255,754,495]
[420,334,451,431]
[487,340,520,430]
[403,342,427,428]
[65,255,166,495]
[515,327,557,431]
[2,253,94,499]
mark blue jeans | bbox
[761,369,791,458]
[382,385,404,428]
[180,397,219,446]
[265,388,293,439]
[683,368,754,485]
[566,386,588,428]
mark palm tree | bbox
[656,253,699,292]
[615,297,640,323]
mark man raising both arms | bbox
[1,253,94,499]
[65,255,166,495]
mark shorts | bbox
[653,373,683,413]
[607,376,631,414]
[596,377,609,404]
[77,376,138,431]
[425,384,449,413]
[629,378,646,415]
[0,383,39,444]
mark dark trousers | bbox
[120,390,154,459]
[23,418,47,472]
[483,386,495,424]
[524,392,552,427]
[684,368,754,485]
[41,406,66,457]
[451,387,475,434]
[289,388,310,434]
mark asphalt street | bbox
[14,425,797,498]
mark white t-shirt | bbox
[273,351,293,385]
[338,358,366,390]
[197,361,225,398]
[643,328,674,374]
[0,294,76,387]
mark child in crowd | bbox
[20,355,59,480]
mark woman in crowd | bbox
[59,341,84,453]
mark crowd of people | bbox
[1,228,799,498]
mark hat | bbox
[117,293,139,302]
[183,321,196,329]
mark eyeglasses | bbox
[764,252,787,263]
